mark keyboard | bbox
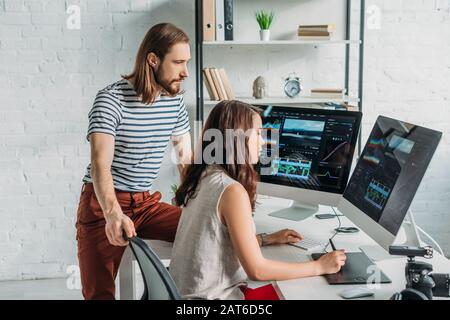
[289,237,328,251]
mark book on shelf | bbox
[213,68,228,100]
[218,68,235,100]
[311,88,344,92]
[311,88,345,98]
[203,69,219,100]
[298,24,335,40]
[203,68,235,101]
[298,35,332,40]
[298,24,336,32]
[344,104,359,112]
[298,31,331,37]
[208,68,225,100]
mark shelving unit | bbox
[195,0,366,151]
[202,40,362,46]
[204,95,360,107]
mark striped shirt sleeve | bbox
[172,96,191,136]
[86,91,123,141]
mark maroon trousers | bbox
[76,183,181,300]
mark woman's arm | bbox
[218,183,346,281]
[257,229,304,247]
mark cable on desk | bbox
[322,207,342,253]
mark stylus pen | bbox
[329,238,336,251]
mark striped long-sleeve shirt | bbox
[82,79,190,191]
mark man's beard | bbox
[155,68,183,96]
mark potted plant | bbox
[255,10,274,41]
[170,183,178,205]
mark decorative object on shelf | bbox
[255,10,274,41]
[253,76,267,99]
[283,73,302,98]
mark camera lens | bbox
[431,273,450,298]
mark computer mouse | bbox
[339,287,374,299]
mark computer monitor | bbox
[256,105,362,221]
[338,115,442,252]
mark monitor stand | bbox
[360,209,422,261]
[268,201,319,221]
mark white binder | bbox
[215,0,225,41]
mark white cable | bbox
[403,217,445,256]
[416,226,444,256]
[328,208,445,256]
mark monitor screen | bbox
[343,116,442,235]
[257,105,362,194]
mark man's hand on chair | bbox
[104,209,137,246]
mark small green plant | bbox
[171,183,178,196]
[255,10,274,30]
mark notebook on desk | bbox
[311,252,392,285]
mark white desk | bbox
[118,196,450,300]
[255,197,450,300]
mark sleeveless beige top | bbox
[170,166,253,300]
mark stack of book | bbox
[310,88,345,98]
[203,68,235,101]
[298,24,336,40]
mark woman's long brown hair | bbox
[175,100,262,211]
[122,23,189,104]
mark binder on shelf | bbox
[203,0,216,41]
[215,0,225,41]
[224,0,233,40]
[218,68,235,100]
[203,69,219,101]
[210,68,226,100]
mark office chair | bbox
[125,235,181,300]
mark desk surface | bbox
[254,196,450,300]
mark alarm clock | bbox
[284,73,302,98]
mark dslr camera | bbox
[389,245,450,300]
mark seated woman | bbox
[170,100,346,300]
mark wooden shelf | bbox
[203,40,361,46]
[203,95,360,106]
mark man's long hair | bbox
[123,23,189,104]
[175,100,262,211]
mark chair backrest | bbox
[127,236,181,300]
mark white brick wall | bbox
[0,0,196,281]
[363,0,450,254]
[0,0,449,281]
